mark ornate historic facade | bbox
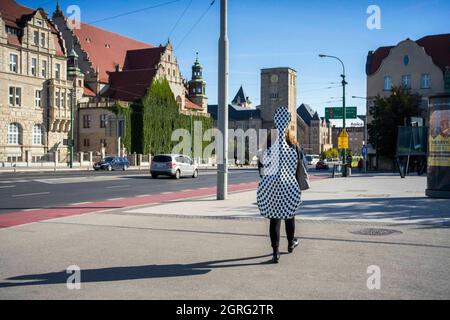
[0,0,74,163]
[52,4,207,156]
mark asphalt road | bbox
[0,169,262,215]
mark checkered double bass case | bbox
[257,107,301,219]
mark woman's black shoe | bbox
[272,248,280,263]
[288,238,299,253]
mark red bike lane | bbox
[0,176,325,229]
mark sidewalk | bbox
[0,174,449,299]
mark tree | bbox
[368,87,421,159]
[321,148,339,160]
[139,78,212,157]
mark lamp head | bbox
[319,54,326,58]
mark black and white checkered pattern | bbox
[257,106,301,219]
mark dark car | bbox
[93,156,129,171]
[315,160,329,170]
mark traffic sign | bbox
[362,146,368,157]
[338,129,349,149]
[325,107,357,120]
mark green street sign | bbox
[325,106,357,120]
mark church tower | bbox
[188,53,208,111]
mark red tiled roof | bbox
[0,0,65,57]
[366,46,394,76]
[102,47,168,102]
[103,69,157,102]
[0,0,33,28]
[185,99,203,110]
[416,34,450,73]
[367,34,450,76]
[71,22,154,83]
[84,86,96,97]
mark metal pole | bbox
[70,89,74,168]
[217,0,228,200]
[342,72,346,174]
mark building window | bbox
[9,87,21,106]
[9,54,18,73]
[33,31,39,45]
[62,92,66,108]
[35,90,41,107]
[6,26,21,36]
[33,125,43,145]
[40,33,46,47]
[421,74,431,89]
[401,75,411,89]
[7,123,21,145]
[55,90,60,108]
[83,139,90,147]
[100,114,107,128]
[31,58,37,76]
[383,76,392,91]
[83,115,91,128]
[55,63,61,80]
[41,60,47,78]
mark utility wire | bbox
[87,0,181,25]
[299,85,342,94]
[175,0,216,50]
[168,0,193,38]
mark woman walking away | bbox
[257,107,302,263]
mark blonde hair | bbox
[286,129,297,146]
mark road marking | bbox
[0,185,15,189]
[108,197,125,201]
[182,189,194,192]
[106,185,130,189]
[12,192,50,198]
[160,192,173,195]
[22,208,41,212]
[71,202,92,206]
[136,194,150,197]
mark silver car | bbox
[150,154,198,179]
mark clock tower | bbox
[260,67,298,138]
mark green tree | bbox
[137,78,212,157]
[322,148,339,159]
[368,86,421,159]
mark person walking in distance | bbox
[257,107,302,263]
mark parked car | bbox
[305,154,320,166]
[315,160,330,170]
[151,154,198,179]
[93,156,129,171]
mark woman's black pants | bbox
[270,218,295,248]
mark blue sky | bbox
[24,0,450,117]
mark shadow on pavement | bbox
[296,196,450,228]
[0,254,273,288]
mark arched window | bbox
[33,124,43,145]
[8,123,21,145]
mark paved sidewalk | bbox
[0,174,449,299]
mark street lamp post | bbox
[69,88,75,168]
[319,54,347,172]
[217,0,229,200]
